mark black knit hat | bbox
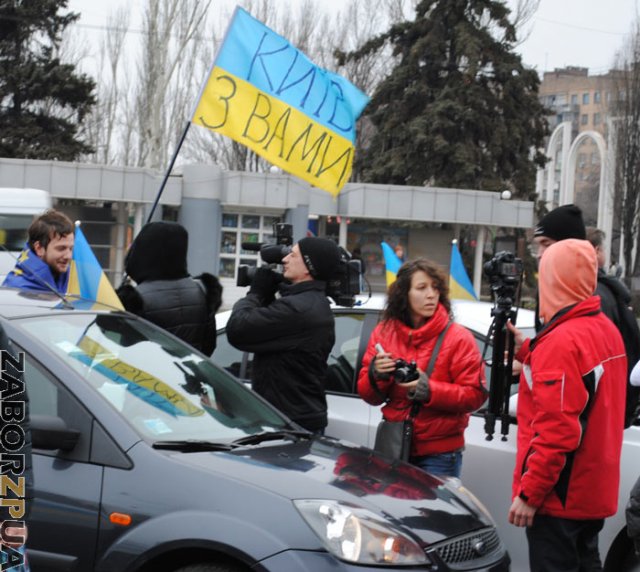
[298,237,341,281]
[125,222,189,283]
[534,204,586,241]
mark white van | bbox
[0,188,52,281]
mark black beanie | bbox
[534,204,586,241]
[125,222,189,283]
[298,237,341,281]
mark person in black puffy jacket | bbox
[226,237,341,433]
[116,222,222,356]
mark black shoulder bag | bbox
[373,322,451,462]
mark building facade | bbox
[536,66,623,264]
[0,158,534,308]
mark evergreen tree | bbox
[0,0,95,160]
[343,0,548,197]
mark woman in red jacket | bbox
[357,259,486,477]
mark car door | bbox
[19,349,103,572]
[325,310,382,448]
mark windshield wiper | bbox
[152,439,238,452]
[232,429,313,446]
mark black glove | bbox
[248,267,282,303]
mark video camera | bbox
[237,222,293,287]
[482,251,524,442]
[236,222,362,307]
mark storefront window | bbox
[221,232,237,254]
[242,215,260,229]
[219,213,282,279]
[219,258,236,278]
[240,232,259,254]
[222,213,238,228]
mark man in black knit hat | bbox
[227,237,341,433]
[532,203,587,262]
[528,204,640,427]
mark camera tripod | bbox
[484,295,519,442]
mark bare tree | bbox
[611,23,640,277]
[508,0,541,45]
[134,0,212,170]
[83,0,407,173]
[83,7,130,165]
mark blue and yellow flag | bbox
[68,225,124,310]
[381,242,402,287]
[449,241,477,300]
[191,7,369,197]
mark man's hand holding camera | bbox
[248,267,284,304]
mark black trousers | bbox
[526,514,604,572]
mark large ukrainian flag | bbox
[381,242,402,288]
[449,240,478,300]
[191,7,369,197]
[67,224,124,310]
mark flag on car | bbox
[381,242,402,287]
[67,224,124,309]
[191,7,369,197]
[449,240,477,300]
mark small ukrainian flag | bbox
[449,240,477,300]
[67,223,124,310]
[381,242,403,287]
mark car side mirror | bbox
[31,414,80,451]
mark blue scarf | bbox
[2,244,70,294]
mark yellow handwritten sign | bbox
[192,8,369,197]
[77,337,203,417]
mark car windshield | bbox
[17,313,289,442]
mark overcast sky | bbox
[66,0,638,77]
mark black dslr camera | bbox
[393,359,419,383]
[483,251,524,303]
[236,223,293,287]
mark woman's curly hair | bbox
[383,258,452,327]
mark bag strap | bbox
[408,321,451,418]
[369,321,452,410]
[425,321,451,377]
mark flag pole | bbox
[142,8,241,224]
[145,120,192,224]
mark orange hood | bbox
[539,239,597,323]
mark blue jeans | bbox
[411,450,463,478]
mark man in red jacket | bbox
[508,239,627,572]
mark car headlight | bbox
[294,499,429,566]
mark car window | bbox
[18,350,93,461]
[326,313,367,395]
[17,314,289,443]
[215,329,249,379]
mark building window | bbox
[571,94,578,105]
[594,112,601,125]
[582,93,590,105]
[594,91,601,103]
[581,114,589,125]
[219,213,281,279]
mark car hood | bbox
[174,436,491,546]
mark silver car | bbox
[216,297,640,572]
